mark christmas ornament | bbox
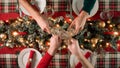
[98,21,106,28]
[91,38,98,44]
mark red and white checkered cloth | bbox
[0,0,19,13]
[47,0,120,12]
[95,52,120,68]
[99,0,120,11]
[1,0,120,13]
[0,54,19,68]
[48,52,70,68]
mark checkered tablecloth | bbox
[0,52,120,68]
[1,0,120,13]
[95,52,120,68]
[48,53,70,68]
[0,54,19,68]
[47,0,120,12]
[99,0,120,11]
[0,0,19,13]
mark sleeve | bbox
[37,52,53,68]
[82,0,96,14]
[75,52,91,68]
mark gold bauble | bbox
[99,21,106,28]
[0,33,7,40]
[18,37,25,43]
[91,38,99,44]
[0,20,4,24]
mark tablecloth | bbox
[95,52,120,68]
[0,52,120,68]
[1,0,120,20]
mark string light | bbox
[114,32,119,36]
[12,31,19,37]
[92,44,96,47]
[56,24,60,27]
[107,20,111,24]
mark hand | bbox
[67,39,82,56]
[48,35,61,55]
[68,11,89,35]
[68,39,94,68]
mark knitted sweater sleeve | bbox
[37,52,53,68]
[82,0,96,14]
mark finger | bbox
[68,21,75,29]
[45,27,51,34]
[74,27,80,35]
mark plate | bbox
[20,0,46,15]
[18,48,42,68]
[72,0,99,17]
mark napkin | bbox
[26,50,35,68]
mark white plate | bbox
[20,0,46,15]
[72,0,99,17]
[18,48,42,68]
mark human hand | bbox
[68,11,88,35]
[48,35,61,55]
[67,39,82,56]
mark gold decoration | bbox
[0,33,7,40]
[12,31,19,37]
[91,38,99,44]
[62,45,67,49]
[0,20,4,24]
[107,20,111,24]
[92,44,96,47]
[18,37,25,43]
[99,21,106,28]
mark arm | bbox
[68,39,94,68]
[37,35,61,68]
[75,51,91,68]
[19,0,50,33]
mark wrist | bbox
[47,47,57,56]
[78,11,89,18]
[76,51,84,60]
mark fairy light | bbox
[64,21,67,23]
[12,31,19,36]
[0,34,7,39]
[84,39,88,41]
[109,24,113,28]
[106,42,110,47]
[62,45,67,49]
[56,24,60,27]
[107,20,111,24]
[87,18,91,21]
[100,45,102,47]
[80,45,84,48]
[92,44,96,47]
[89,23,93,25]
[114,32,119,36]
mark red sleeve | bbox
[75,52,91,68]
[37,52,53,68]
